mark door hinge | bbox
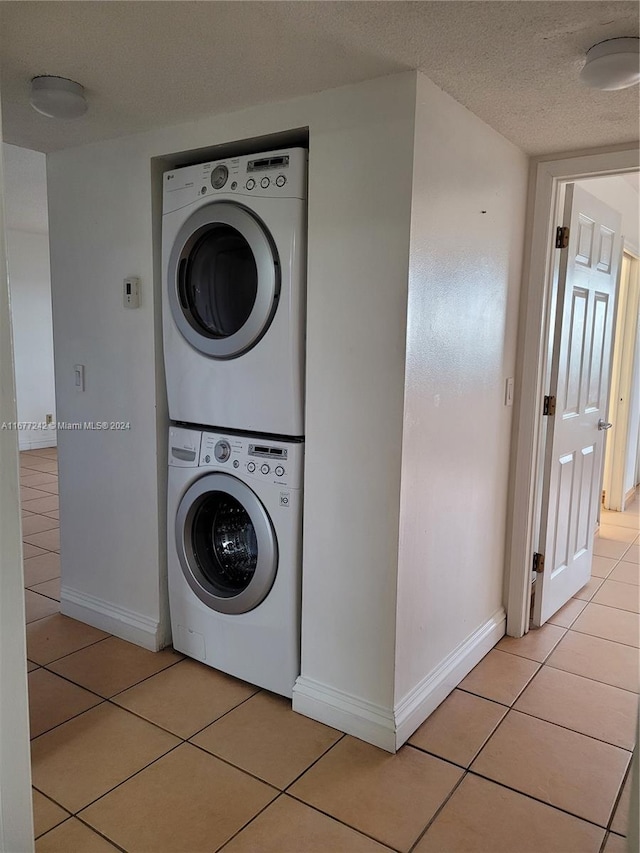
[555,226,570,249]
[543,395,556,416]
[532,552,545,574]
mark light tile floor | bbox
[21,448,639,852]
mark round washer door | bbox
[175,472,278,615]
[167,202,280,359]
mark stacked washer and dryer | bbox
[162,148,307,697]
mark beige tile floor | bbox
[21,448,639,852]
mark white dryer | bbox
[162,148,307,436]
[167,425,303,697]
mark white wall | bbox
[46,73,417,716]
[6,229,56,449]
[394,74,528,722]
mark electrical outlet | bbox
[45,414,53,425]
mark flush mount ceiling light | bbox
[580,37,640,90]
[30,76,88,118]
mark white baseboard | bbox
[393,607,506,749]
[61,586,170,651]
[18,434,57,451]
[293,608,505,754]
[293,677,397,752]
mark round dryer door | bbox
[176,472,278,614]
[167,202,280,359]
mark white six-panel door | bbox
[533,184,622,626]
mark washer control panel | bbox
[199,431,300,487]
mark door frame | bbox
[505,146,640,638]
[603,250,640,511]
[0,104,35,849]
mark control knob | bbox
[214,440,231,463]
[211,164,229,189]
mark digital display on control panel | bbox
[247,155,290,172]
[249,445,288,459]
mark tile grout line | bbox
[30,633,112,669]
[282,732,347,792]
[24,588,61,606]
[38,653,186,704]
[66,813,129,852]
[569,625,640,651]
[29,697,106,742]
[543,658,639,696]
[213,792,286,853]
[72,740,185,819]
[178,687,262,740]
[32,788,71,839]
[504,705,636,754]
[466,767,621,833]
[407,768,468,853]
[405,697,508,772]
[605,758,633,836]
[283,790,403,853]
[186,736,290,792]
[109,679,260,740]
[33,813,70,842]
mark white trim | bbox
[394,608,506,749]
[506,146,640,638]
[293,677,397,752]
[294,609,505,753]
[18,435,57,451]
[60,586,169,651]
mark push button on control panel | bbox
[246,178,256,190]
[260,463,270,474]
[260,177,270,189]
[275,175,286,187]
[247,462,256,473]
[275,465,285,477]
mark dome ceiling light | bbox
[580,37,640,91]
[30,76,88,119]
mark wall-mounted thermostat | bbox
[123,277,140,309]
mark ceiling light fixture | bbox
[580,37,640,90]
[30,76,88,119]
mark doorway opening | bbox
[3,144,63,623]
[602,247,640,513]
[506,148,639,639]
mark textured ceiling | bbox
[0,1,638,156]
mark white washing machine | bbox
[162,148,307,436]
[167,425,303,697]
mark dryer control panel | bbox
[163,147,307,213]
